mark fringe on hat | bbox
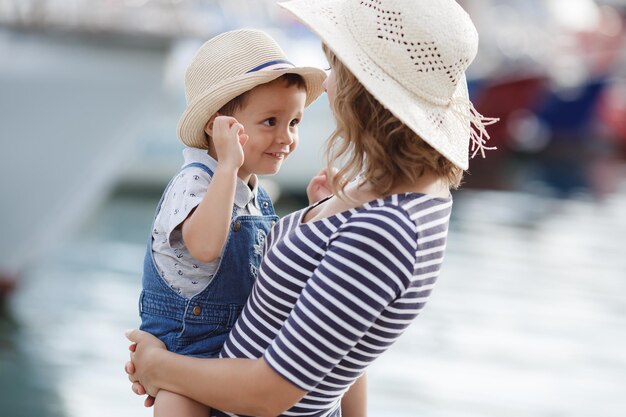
[450,97,500,159]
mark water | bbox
[1,186,625,417]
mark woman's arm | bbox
[341,373,367,417]
[127,329,306,417]
[128,207,416,415]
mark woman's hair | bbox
[322,44,463,195]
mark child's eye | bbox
[263,118,277,127]
[290,118,301,127]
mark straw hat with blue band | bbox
[177,29,327,149]
[279,0,498,170]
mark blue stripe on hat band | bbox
[246,59,295,73]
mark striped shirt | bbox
[216,192,452,417]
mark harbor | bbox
[2,0,626,416]
[2,186,626,417]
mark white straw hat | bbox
[279,0,498,170]
[178,29,327,149]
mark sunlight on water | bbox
[367,187,626,417]
[2,186,625,417]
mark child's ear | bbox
[204,114,218,137]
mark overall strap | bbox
[182,162,214,177]
[257,185,277,216]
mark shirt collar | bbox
[183,147,258,209]
[239,174,259,209]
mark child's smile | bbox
[264,152,287,160]
[231,81,307,182]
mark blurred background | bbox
[1,0,625,416]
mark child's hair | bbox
[218,74,306,117]
[322,44,463,195]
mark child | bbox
[138,29,326,417]
[127,1,499,416]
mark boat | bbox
[0,1,333,301]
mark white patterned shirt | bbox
[151,147,260,298]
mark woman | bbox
[125,0,497,416]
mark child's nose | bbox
[276,128,294,145]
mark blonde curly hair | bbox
[322,44,463,196]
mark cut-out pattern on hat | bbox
[359,0,470,91]
[428,110,445,127]
[320,6,339,25]
[407,41,442,73]
[357,54,386,83]
[361,0,404,43]
[427,109,453,137]
[446,58,470,86]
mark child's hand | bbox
[212,115,249,170]
[307,167,336,205]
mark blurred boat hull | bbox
[0,28,334,286]
[0,28,171,279]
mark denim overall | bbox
[139,162,279,358]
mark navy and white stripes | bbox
[217,193,452,417]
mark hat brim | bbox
[178,66,326,149]
[279,0,471,170]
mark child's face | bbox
[233,81,307,179]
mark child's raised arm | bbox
[182,116,248,263]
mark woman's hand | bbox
[125,329,307,415]
[125,329,167,403]
[125,342,155,407]
[306,167,336,205]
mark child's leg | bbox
[154,389,209,417]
